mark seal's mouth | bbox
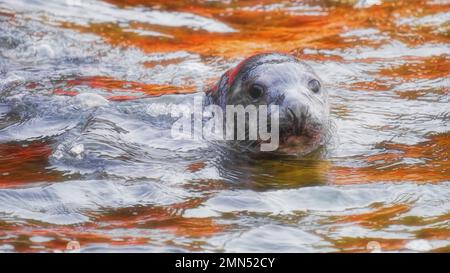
[279,123,323,146]
[274,126,323,155]
[279,107,323,144]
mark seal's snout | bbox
[279,95,318,143]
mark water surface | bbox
[0,0,449,252]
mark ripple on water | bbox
[0,0,449,252]
[4,0,235,33]
[0,179,189,225]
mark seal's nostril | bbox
[286,107,307,135]
[287,108,298,122]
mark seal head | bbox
[206,52,330,154]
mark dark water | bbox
[0,0,449,252]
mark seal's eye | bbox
[248,84,264,100]
[308,79,321,93]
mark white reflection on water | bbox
[0,0,448,252]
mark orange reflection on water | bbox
[380,55,450,80]
[91,200,227,238]
[0,197,227,252]
[53,75,197,101]
[332,132,450,184]
[56,0,450,60]
[336,204,410,228]
[0,141,62,188]
[0,0,449,253]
